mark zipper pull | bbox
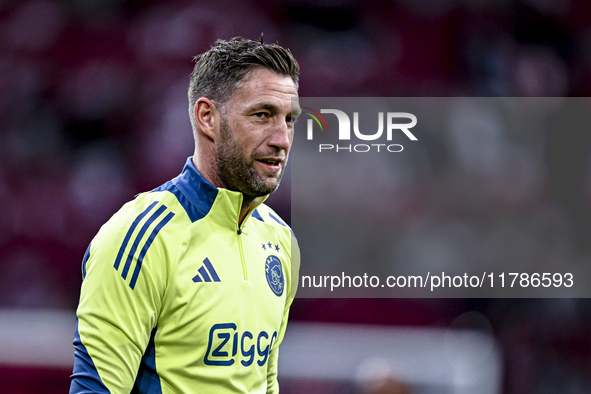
[237,228,242,235]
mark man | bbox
[70,37,301,394]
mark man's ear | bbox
[194,97,219,141]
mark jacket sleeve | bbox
[70,203,174,393]
[266,232,300,394]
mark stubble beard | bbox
[216,116,285,199]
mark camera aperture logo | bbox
[302,107,417,153]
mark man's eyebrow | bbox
[247,102,301,117]
[247,102,279,112]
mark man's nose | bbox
[268,121,292,151]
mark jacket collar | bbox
[172,157,267,228]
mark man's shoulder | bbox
[253,204,293,236]
[83,189,190,286]
[254,204,300,295]
[94,187,194,244]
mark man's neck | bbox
[239,196,263,227]
[192,156,264,227]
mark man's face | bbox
[216,67,299,198]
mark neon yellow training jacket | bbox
[70,157,299,394]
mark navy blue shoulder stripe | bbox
[70,319,110,393]
[114,201,159,270]
[121,205,167,281]
[252,209,264,222]
[151,157,218,223]
[113,202,175,290]
[129,211,175,289]
[266,209,294,236]
[269,213,287,227]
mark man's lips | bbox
[255,157,283,172]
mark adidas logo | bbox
[193,258,221,283]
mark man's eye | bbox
[253,112,269,118]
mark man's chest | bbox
[155,220,289,366]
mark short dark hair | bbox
[188,36,300,131]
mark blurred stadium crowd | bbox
[2,0,591,392]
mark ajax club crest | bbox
[265,255,284,296]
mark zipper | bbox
[236,194,262,281]
[237,225,248,281]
